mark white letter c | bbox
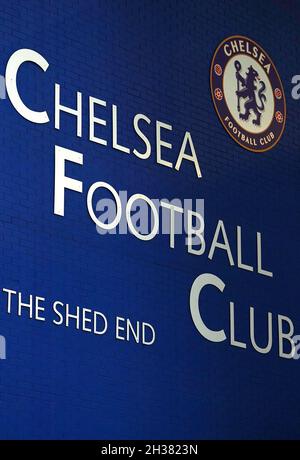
[190,273,226,343]
[6,48,49,124]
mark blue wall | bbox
[0,0,299,439]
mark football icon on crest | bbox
[210,35,286,152]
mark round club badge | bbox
[210,35,286,152]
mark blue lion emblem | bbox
[234,60,267,126]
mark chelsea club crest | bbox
[210,35,286,152]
